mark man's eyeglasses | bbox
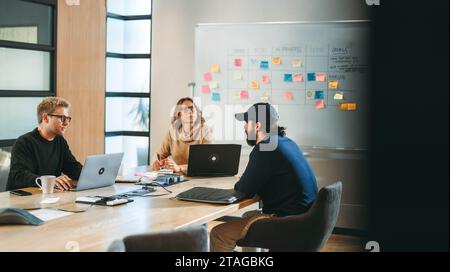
[48,114,72,123]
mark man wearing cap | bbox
[210,103,318,252]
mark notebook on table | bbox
[176,187,248,204]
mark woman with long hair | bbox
[151,97,212,173]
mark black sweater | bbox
[7,128,83,190]
[235,136,318,216]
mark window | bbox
[105,0,152,169]
[0,0,56,187]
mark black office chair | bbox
[236,181,342,252]
[107,225,208,252]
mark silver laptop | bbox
[71,153,124,191]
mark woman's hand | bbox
[162,158,182,173]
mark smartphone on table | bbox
[10,190,32,196]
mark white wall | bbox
[150,0,371,156]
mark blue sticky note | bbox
[307,72,316,81]
[260,61,269,69]
[314,90,324,99]
[212,92,221,102]
[284,74,293,82]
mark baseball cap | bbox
[235,103,279,132]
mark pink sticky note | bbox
[234,58,242,67]
[316,72,326,82]
[293,74,303,82]
[315,100,325,109]
[201,85,210,94]
[283,92,293,101]
[240,90,249,100]
[203,72,212,81]
[262,75,270,84]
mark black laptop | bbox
[187,144,241,177]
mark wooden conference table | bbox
[0,167,256,252]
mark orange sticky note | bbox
[328,80,339,89]
[262,75,270,84]
[203,72,212,81]
[250,80,260,89]
[201,85,210,94]
[240,90,249,100]
[316,72,326,82]
[211,64,220,73]
[272,56,281,65]
[347,102,357,111]
[283,92,293,101]
[315,100,325,109]
[293,74,303,82]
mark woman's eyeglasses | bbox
[48,113,72,123]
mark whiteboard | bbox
[194,21,370,149]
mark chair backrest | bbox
[0,166,10,192]
[107,225,208,252]
[236,181,342,251]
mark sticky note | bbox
[209,81,219,89]
[347,102,357,111]
[306,90,314,100]
[338,102,357,111]
[232,91,240,99]
[260,61,269,69]
[284,74,293,82]
[292,58,302,68]
[203,72,212,81]
[212,92,221,102]
[240,90,249,100]
[260,92,270,101]
[315,100,325,109]
[316,72,326,82]
[328,80,339,89]
[234,72,243,80]
[250,80,260,89]
[293,74,303,82]
[334,92,344,100]
[211,64,220,73]
[234,58,242,67]
[314,90,324,100]
[262,75,270,84]
[307,73,316,81]
[272,56,281,65]
[283,92,294,101]
[201,85,210,94]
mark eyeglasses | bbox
[48,113,72,123]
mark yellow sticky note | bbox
[260,92,270,101]
[328,80,339,89]
[250,80,260,90]
[334,92,344,100]
[272,56,281,65]
[234,72,243,80]
[232,91,240,99]
[292,58,302,68]
[209,81,219,89]
[211,64,220,73]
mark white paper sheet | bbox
[29,209,73,222]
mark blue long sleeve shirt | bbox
[235,135,318,216]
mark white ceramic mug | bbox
[35,175,56,194]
